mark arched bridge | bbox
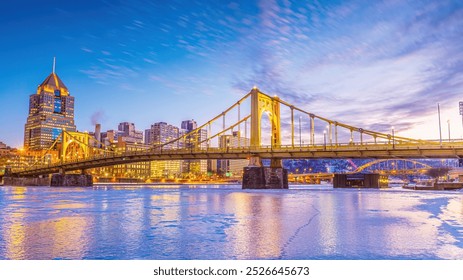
[352,159,433,175]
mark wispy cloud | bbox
[68,0,463,139]
[81,47,93,53]
[229,0,463,138]
[80,60,139,86]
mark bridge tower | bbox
[60,131,91,160]
[243,87,288,189]
[53,131,93,186]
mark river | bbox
[0,184,462,259]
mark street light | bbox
[323,130,327,150]
[392,126,395,149]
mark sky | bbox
[1,0,463,147]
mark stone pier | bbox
[3,174,93,187]
[50,174,93,187]
[3,176,51,186]
[242,166,288,189]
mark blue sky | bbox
[1,0,463,147]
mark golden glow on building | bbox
[24,60,76,150]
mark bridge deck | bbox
[12,142,463,176]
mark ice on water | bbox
[0,185,462,259]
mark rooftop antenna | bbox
[52,57,56,74]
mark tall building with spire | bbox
[24,59,76,150]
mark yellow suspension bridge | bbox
[9,88,463,187]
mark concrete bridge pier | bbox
[242,158,288,189]
[242,166,288,189]
[4,166,12,176]
[3,176,50,186]
[4,165,93,187]
[50,167,93,186]
[50,173,93,187]
[3,174,93,187]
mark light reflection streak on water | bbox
[317,192,338,255]
[0,185,462,259]
[1,187,92,259]
[3,187,27,259]
[224,192,283,259]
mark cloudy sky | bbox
[1,0,463,147]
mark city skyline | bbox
[1,0,463,147]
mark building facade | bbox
[145,122,183,149]
[117,122,143,143]
[0,141,7,150]
[111,141,150,180]
[94,140,151,182]
[92,122,149,182]
[24,66,76,150]
[100,122,143,146]
[145,122,183,178]
[181,120,208,175]
[218,131,250,177]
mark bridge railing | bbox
[13,138,463,174]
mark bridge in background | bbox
[288,159,435,183]
[9,88,463,188]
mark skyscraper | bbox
[181,120,197,132]
[181,119,207,149]
[24,59,76,150]
[146,122,182,148]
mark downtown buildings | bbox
[143,120,209,178]
[5,62,250,181]
[94,120,215,181]
[96,122,150,181]
[145,122,183,178]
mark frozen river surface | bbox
[0,184,462,260]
